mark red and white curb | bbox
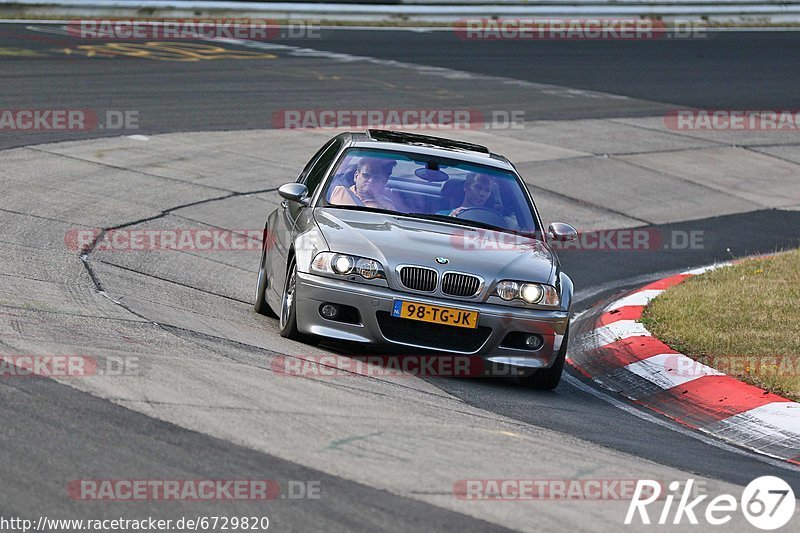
[568,263,800,465]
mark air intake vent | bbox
[441,272,482,297]
[377,312,491,352]
[398,266,437,292]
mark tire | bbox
[254,234,277,318]
[278,258,317,345]
[518,325,569,390]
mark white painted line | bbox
[605,289,663,311]
[207,35,631,101]
[590,320,651,348]
[563,373,800,472]
[711,402,800,459]
[127,135,149,141]
[682,262,731,275]
[570,310,587,323]
[726,402,800,435]
[625,353,724,389]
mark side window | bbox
[300,138,342,195]
[297,140,331,182]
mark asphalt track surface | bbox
[3,26,800,150]
[280,29,800,110]
[1,23,800,531]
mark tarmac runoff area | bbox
[1,121,800,531]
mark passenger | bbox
[329,158,396,210]
[448,173,495,216]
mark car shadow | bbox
[315,337,556,392]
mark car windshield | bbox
[321,148,538,234]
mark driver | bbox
[329,158,396,210]
[449,173,495,216]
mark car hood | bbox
[313,208,556,285]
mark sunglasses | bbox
[357,171,389,181]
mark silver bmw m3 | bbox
[255,130,577,388]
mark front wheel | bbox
[518,325,569,390]
[278,259,318,345]
[279,259,302,339]
[254,233,277,318]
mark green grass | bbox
[641,249,800,401]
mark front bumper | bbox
[294,271,569,369]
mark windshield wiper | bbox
[323,207,540,239]
[323,204,399,216]
[405,212,506,232]
[405,213,541,239]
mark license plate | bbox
[391,300,478,329]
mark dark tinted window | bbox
[322,147,538,234]
[301,138,342,195]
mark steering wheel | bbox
[454,206,507,228]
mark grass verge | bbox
[641,249,800,401]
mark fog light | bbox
[320,304,340,319]
[524,334,543,350]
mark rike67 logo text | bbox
[625,477,795,530]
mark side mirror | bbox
[547,222,578,242]
[278,183,310,206]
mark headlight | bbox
[493,281,560,307]
[355,258,382,279]
[311,252,385,280]
[495,281,519,301]
[332,254,355,275]
[520,283,544,304]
